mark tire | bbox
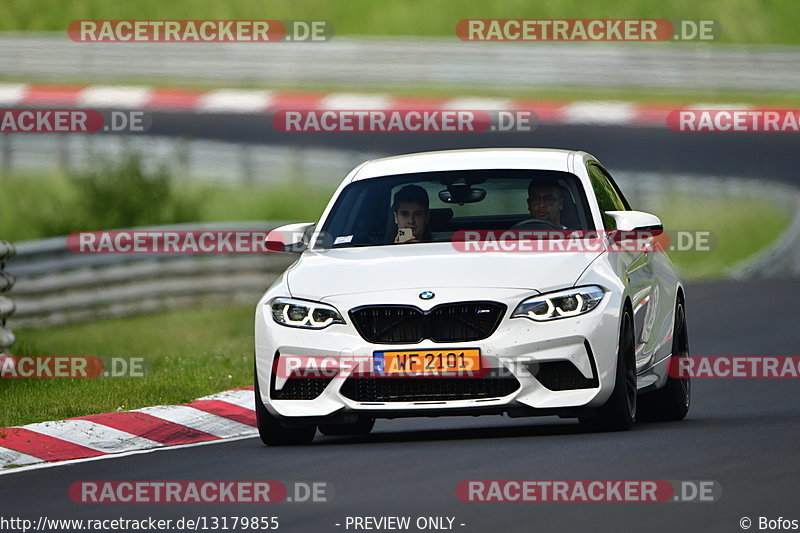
[319,417,375,436]
[637,300,691,422]
[254,366,316,446]
[579,310,636,432]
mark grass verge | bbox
[654,195,793,280]
[1,303,255,427]
[3,0,800,45]
[1,172,336,242]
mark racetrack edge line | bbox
[0,433,259,477]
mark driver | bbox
[527,178,567,229]
[393,185,431,243]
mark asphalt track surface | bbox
[144,112,800,184]
[3,278,799,532]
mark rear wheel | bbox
[579,310,636,432]
[254,366,316,446]
[319,417,375,436]
[637,300,691,422]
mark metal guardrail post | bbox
[0,240,16,356]
[1,133,11,177]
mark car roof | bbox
[350,148,580,182]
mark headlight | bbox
[269,297,345,329]
[512,286,605,321]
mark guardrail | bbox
[1,34,799,91]
[0,241,15,355]
[5,223,295,328]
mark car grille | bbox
[349,306,424,343]
[340,374,520,402]
[349,301,506,344]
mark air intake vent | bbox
[340,374,520,402]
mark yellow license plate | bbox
[374,349,482,375]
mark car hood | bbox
[286,243,602,299]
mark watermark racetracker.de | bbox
[68,20,333,42]
[448,229,715,254]
[457,479,721,502]
[69,480,331,503]
[0,110,150,133]
[0,356,148,378]
[669,356,800,378]
[668,109,800,132]
[67,230,278,254]
[456,19,720,42]
[273,109,539,133]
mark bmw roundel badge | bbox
[419,291,435,300]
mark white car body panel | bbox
[286,245,603,299]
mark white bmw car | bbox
[254,148,690,445]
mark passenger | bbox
[392,185,431,243]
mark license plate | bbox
[373,349,481,375]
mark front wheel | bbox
[637,300,691,422]
[579,310,636,432]
[254,366,316,446]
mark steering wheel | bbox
[509,218,564,231]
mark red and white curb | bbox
[0,387,258,469]
[0,82,716,127]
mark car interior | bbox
[320,170,594,248]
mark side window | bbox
[596,165,632,210]
[588,163,626,229]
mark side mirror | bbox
[265,222,316,253]
[604,211,666,251]
[604,211,663,232]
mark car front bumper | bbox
[255,287,623,419]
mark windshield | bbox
[317,169,595,249]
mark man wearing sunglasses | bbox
[527,178,567,229]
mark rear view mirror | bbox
[438,182,486,205]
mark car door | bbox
[587,162,658,370]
